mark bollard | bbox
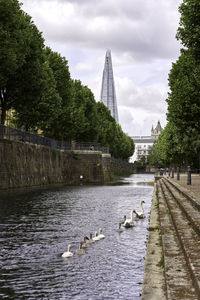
[171,168,174,178]
[177,167,180,180]
[168,168,171,177]
[187,166,191,185]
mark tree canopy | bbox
[177,0,200,57]
[0,0,45,125]
[0,0,134,160]
[153,0,200,168]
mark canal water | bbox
[0,174,154,300]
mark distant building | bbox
[129,121,163,163]
[100,49,119,123]
[151,120,163,141]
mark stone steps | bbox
[164,177,200,211]
[157,178,200,299]
[162,178,200,236]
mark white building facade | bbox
[129,136,154,163]
[129,121,163,163]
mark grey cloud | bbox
[21,0,181,135]
[22,0,181,61]
[117,82,167,114]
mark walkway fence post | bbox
[187,166,191,185]
[177,167,180,180]
[171,168,174,178]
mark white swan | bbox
[123,209,135,228]
[93,231,100,242]
[134,200,145,219]
[62,244,73,258]
[120,215,126,224]
[82,236,89,248]
[98,228,105,239]
[116,223,123,233]
[88,233,95,244]
[76,242,85,255]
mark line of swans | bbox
[62,228,105,258]
[118,200,145,230]
[62,200,145,258]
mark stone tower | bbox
[151,120,163,141]
[100,49,119,123]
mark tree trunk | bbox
[0,106,6,125]
[0,88,7,125]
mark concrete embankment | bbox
[142,175,200,300]
[0,138,134,189]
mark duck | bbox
[98,228,105,239]
[82,236,89,248]
[123,209,135,228]
[76,242,85,255]
[120,215,126,224]
[116,223,123,233]
[93,231,100,242]
[62,244,73,258]
[134,200,145,219]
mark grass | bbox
[157,255,164,268]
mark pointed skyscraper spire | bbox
[100,49,119,123]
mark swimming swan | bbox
[88,233,95,244]
[123,209,135,228]
[76,242,85,255]
[82,236,89,248]
[135,200,145,219]
[120,215,126,224]
[93,231,100,242]
[62,244,73,258]
[98,228,105,239]
[116,223,123,233]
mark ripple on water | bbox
[0,174,154,299]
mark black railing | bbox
[0,124,109,154]
[111,157,132,165]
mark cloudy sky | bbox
[21,0,182,136]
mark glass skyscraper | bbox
[100,49,119,123]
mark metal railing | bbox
[111,157,132,165]
[0,124,109,154]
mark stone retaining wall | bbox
[0,139,133,189]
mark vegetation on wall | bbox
[0,0,134,160]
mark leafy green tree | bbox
[0,0,134,161]
[95,102,134,159]
[13,61,62,132]
[110,125,134,160]
[159,0,200,168]
[0,0,45,125]
[166,49,200,166]
[177,0,200,57]
[167,50,200,130]
[69,80,98,142]
[43,47,73,140]
[44,47,72,105]
[147,144,160,166]
[96,102,116,146]
[154,122,186,167]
